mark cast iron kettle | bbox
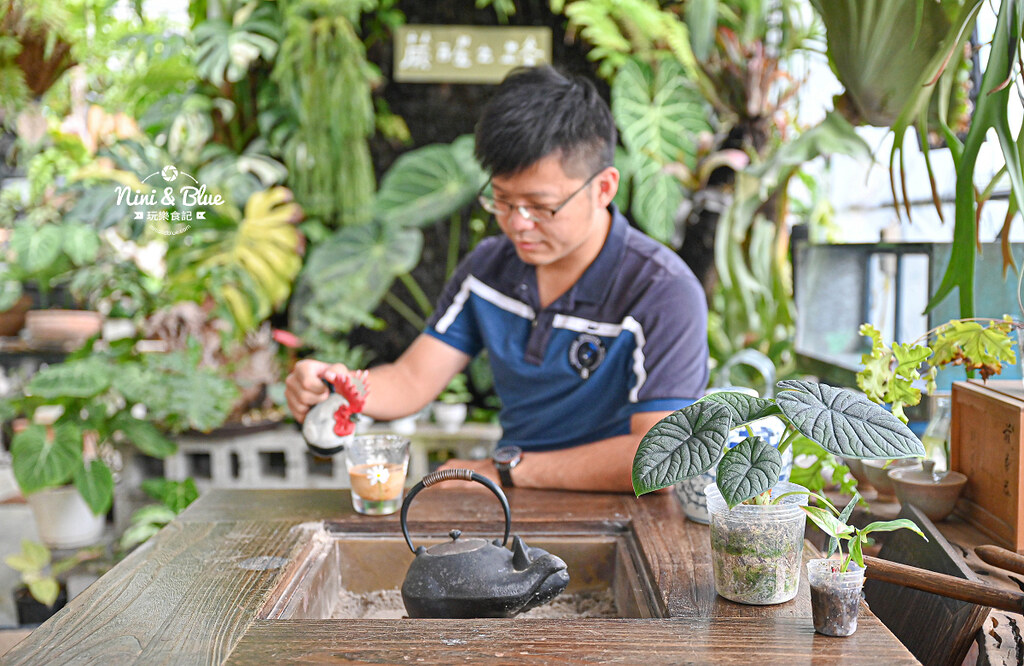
[399,468,570,618]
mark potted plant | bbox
[432,374,473,433]
[633,379,925,605]
[0,339,238,548]
[0,219,104,346]
[801,493,926,636]
[3,539,101,625]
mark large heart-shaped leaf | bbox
[12,424,81,493]
[632,401,732,495]
[62,224,100,266]
[612,57,710,168]
[716,436,784,507]
[26,358,111,399]
[374,135,486,228]
[775,380,924,459]
[10,224,62,274]
[73,458,114,515]
[290,221,422,335]
[699,392,782,427]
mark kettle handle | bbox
[400,468,511,554]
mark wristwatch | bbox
[492,446,523,488]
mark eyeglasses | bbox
[477,168,605,225]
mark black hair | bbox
[474,66,616,179]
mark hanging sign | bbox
[394,25,552,84]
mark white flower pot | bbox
[26,486,105,549]
[388,415,418,436]
[432,402,468,433]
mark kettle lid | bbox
[425,529,489,556]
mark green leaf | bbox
[0,278,23,312]
[373,136,485,228]
[699,392,782,427]
[860,518,927,541]
[612,57,710,169]
[685,0,717,60]
[119,522,162,551]
[129,504,178,526]
[716,436,783,507]
[72,459,114,516]
[829,494,861,557]
[62,224,100,266]
[802,505,856,540]
[194,5,281,87]
[931,319,1017,379]
[849,532,865,570]
[10,223,62,273]
[27,578,60,607]
[4,540,50,574]
[12,424,81,493]
[111,414,177,458]
[632,401,732,495]
[26,358,111,399]
[141,478,198,512]
[628,153,682,243]
[776,380,925,459]
[290,221,422,336]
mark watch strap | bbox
[497,464,514,487]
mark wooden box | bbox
[951,380,1024,553]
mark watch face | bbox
[493,446,522,465]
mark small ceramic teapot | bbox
[399,468,570,618]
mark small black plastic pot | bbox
[14,584,68,626]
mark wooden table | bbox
[3,488,917,665]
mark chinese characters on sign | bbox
[394,26,552,84]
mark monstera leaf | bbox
[374,135,486,228]
[11,424,82,493]
[716,436,783,507]
[775,380,924,459]
[194,3,281,87]
[291,221,422,335]
[632,401,732,495]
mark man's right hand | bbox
[284,359,349,423]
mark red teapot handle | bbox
[400,468,511,553]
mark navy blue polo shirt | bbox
[424,205,709,452]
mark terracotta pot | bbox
[25,310,103,346]
[0,295,32,336]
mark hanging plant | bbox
[272,0,377,227]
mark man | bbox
[285,66,708,493]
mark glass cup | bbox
[345,435,410,515]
